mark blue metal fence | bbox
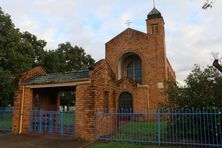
[0,108,13,131]
[29,110,75,136]
[95,108,222,147]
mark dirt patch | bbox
[0,132,87,148]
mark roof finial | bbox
[125,20,132,28]
[153,0,156,8]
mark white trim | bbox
[26,80,91,88]
[137,84,149,88]
[19,86,25,134]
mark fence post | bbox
[60,111,64,135]
[49,112,53,134]
[158,108,161,146]
[29,110,32,132]
[39,110,42,133]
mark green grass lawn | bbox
[110,121,168,141]
[61,112,75,126]
[0,112,12,130]
[89,142,180,148]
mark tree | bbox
[42,50,60,73]
[60,91,75,112]
[162,65,222,108]
[0,7,48,106]
[162,65,222,145]
[43,42,95,73]
[0,8,47,77]
[0,68,15,106]
[0,7,95,107]
[20,31,46,68]
[56,42,95,71]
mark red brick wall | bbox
[74,60,118,140]
[12,86,33,133]
[95,114,116,137]
[91,60,116,139]
[115,78,149,112]
[12,87,22,133]
[91,60,116,113]
[76,83,90,140]
[36,94,58,111]
[85,60,151,139]
[166,58,176,80]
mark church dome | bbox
[147,7,162,19]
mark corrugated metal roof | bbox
[21,70,89,85]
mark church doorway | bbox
[118,92,133,113]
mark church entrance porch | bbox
[29,86,76,136]
[12,68,92,140]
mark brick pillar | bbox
[22,87,33,133]
[76,84,87,139]
[12,87,23,133]
[12,86,33,133]
[84,86,96,141]
[76,84,96,142]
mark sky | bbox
[0,0,222,85]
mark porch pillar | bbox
[12,86,33,133]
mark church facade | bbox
[12,8,175,141]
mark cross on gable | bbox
[125,20,132,28]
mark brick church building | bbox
[12,7,175,141]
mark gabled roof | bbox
[106,28,148,44]
[21,70,90,85]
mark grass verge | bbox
[89,142,180,148]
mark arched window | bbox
[127,59,142,83]
[118,52,142,81]
[119,92,133,113]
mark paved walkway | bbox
[0,132,88,148]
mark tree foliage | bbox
[0,7,95,106]
[162,65,222,108]
[59,91,75,111]
[43,42,95,73]
[0,7,47,106]
[163,65,222,145]
[0,68,15,107]
[0,8,46,77]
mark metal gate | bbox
[29,110,75,136]
[0,108,12,131]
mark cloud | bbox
[0,0,222,84]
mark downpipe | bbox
[19,86,25,134]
